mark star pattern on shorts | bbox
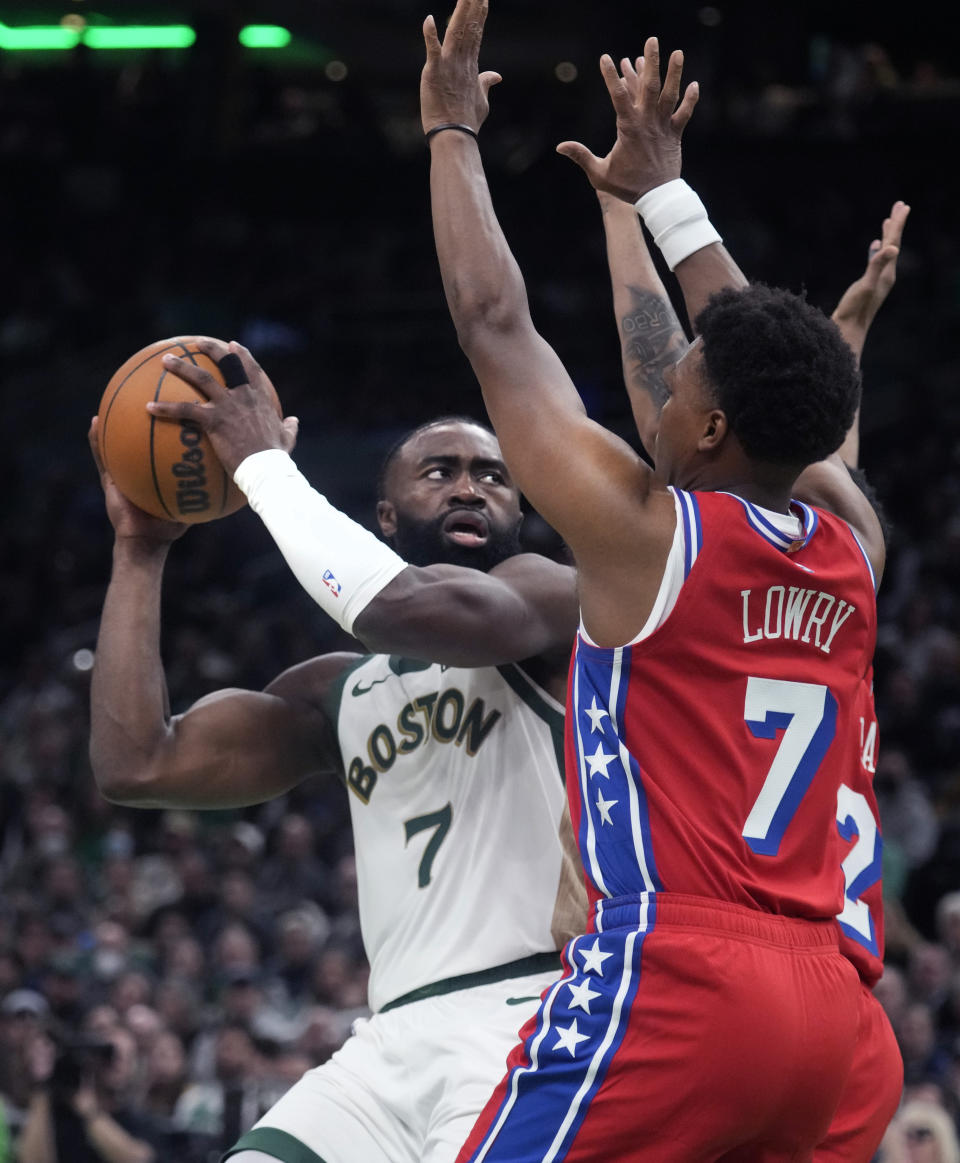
[579,938,613,976]
[584,696,609,735]
[566,978,601,1015]
[585,742,616,779]
[553,1018,590,1058]
[595,791,618,825]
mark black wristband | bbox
[425,122,478,144]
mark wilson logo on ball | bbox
[97,336,282,525]
[173,421,211,515]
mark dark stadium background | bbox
[1,1,959,1153]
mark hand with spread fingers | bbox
[420,0,502,137]
[148,339,297,478]
[556,38,699,202]
[832,200,911,360]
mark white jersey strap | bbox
[580,488,697,647]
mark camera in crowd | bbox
[50,1032,116,1101]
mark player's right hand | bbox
[89,417,189,543]
[556,38,699,202]
[150,339,295,478]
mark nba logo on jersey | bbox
[322,569,342,597]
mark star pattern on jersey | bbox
[579,938,613,976]
[584,696,609,735]
[585,742,616,779]
[595,790,618,826]
[553,1018,591,1058]
[566,978,601,1014]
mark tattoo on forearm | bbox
[620,287,688,409]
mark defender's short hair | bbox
[376,415,494,500]
[694,284,861,469]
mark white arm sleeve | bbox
[233,449,408,636]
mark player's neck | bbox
[718,480,794,514]
[696,453,797,516]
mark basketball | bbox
[97,336,279,524]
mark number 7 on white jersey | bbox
[741,677,838,856]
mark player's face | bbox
[378,422,524,570]
[653,341,718,486]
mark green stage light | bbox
[0,22,80,50]
[0,22,292,53]
[83,25,196,49]
[239,25,292,49]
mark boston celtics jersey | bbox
[325,654,585,1013]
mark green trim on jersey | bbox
[378,949,560,1013]
[319,655,373,784]
[222,1127,330,1163]
[495,663,565,778]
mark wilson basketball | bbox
[97,336,279,524]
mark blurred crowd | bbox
[3,8,960,1161]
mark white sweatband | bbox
[634,178,722,271]
[234,449,407,637]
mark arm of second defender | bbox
[788,203,910,586]
[598,192,689,455]
[831,200,910,466]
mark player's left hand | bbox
[420,0,502,136]
[90,418,189,543]
[556,38,698,202]
[150,339,298,478]
[831,200,911,344]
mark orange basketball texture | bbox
[97,337,279,524]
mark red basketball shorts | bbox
[814,983,903,1162]
[456,894,861,1163]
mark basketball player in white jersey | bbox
[89,400,586,1163]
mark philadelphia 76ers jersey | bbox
[835,671,885,984]
[568,488,878,921]
[325,654,586,1012]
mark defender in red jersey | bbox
[424,3,890,1158]
[594,180,908,1162]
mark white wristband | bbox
[634,178,722,271]
[234,449,407,637]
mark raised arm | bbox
[147,340,578,668]
[88,420,344,809]
[830,200,910,467]
[562,41,897,583]
[417,0,666,578]
[558,44,747,325]
[790,200,909,580]
[597,192,689,456]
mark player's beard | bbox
[391,510,522,572]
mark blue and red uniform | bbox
[458,489,878,1163]
[816,674,902,1162]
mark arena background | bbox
[2,2,959,1159]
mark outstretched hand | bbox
[148,338,296,478]
[557,38,699,202]
[832,201,911,360]
[421,0,502,135]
